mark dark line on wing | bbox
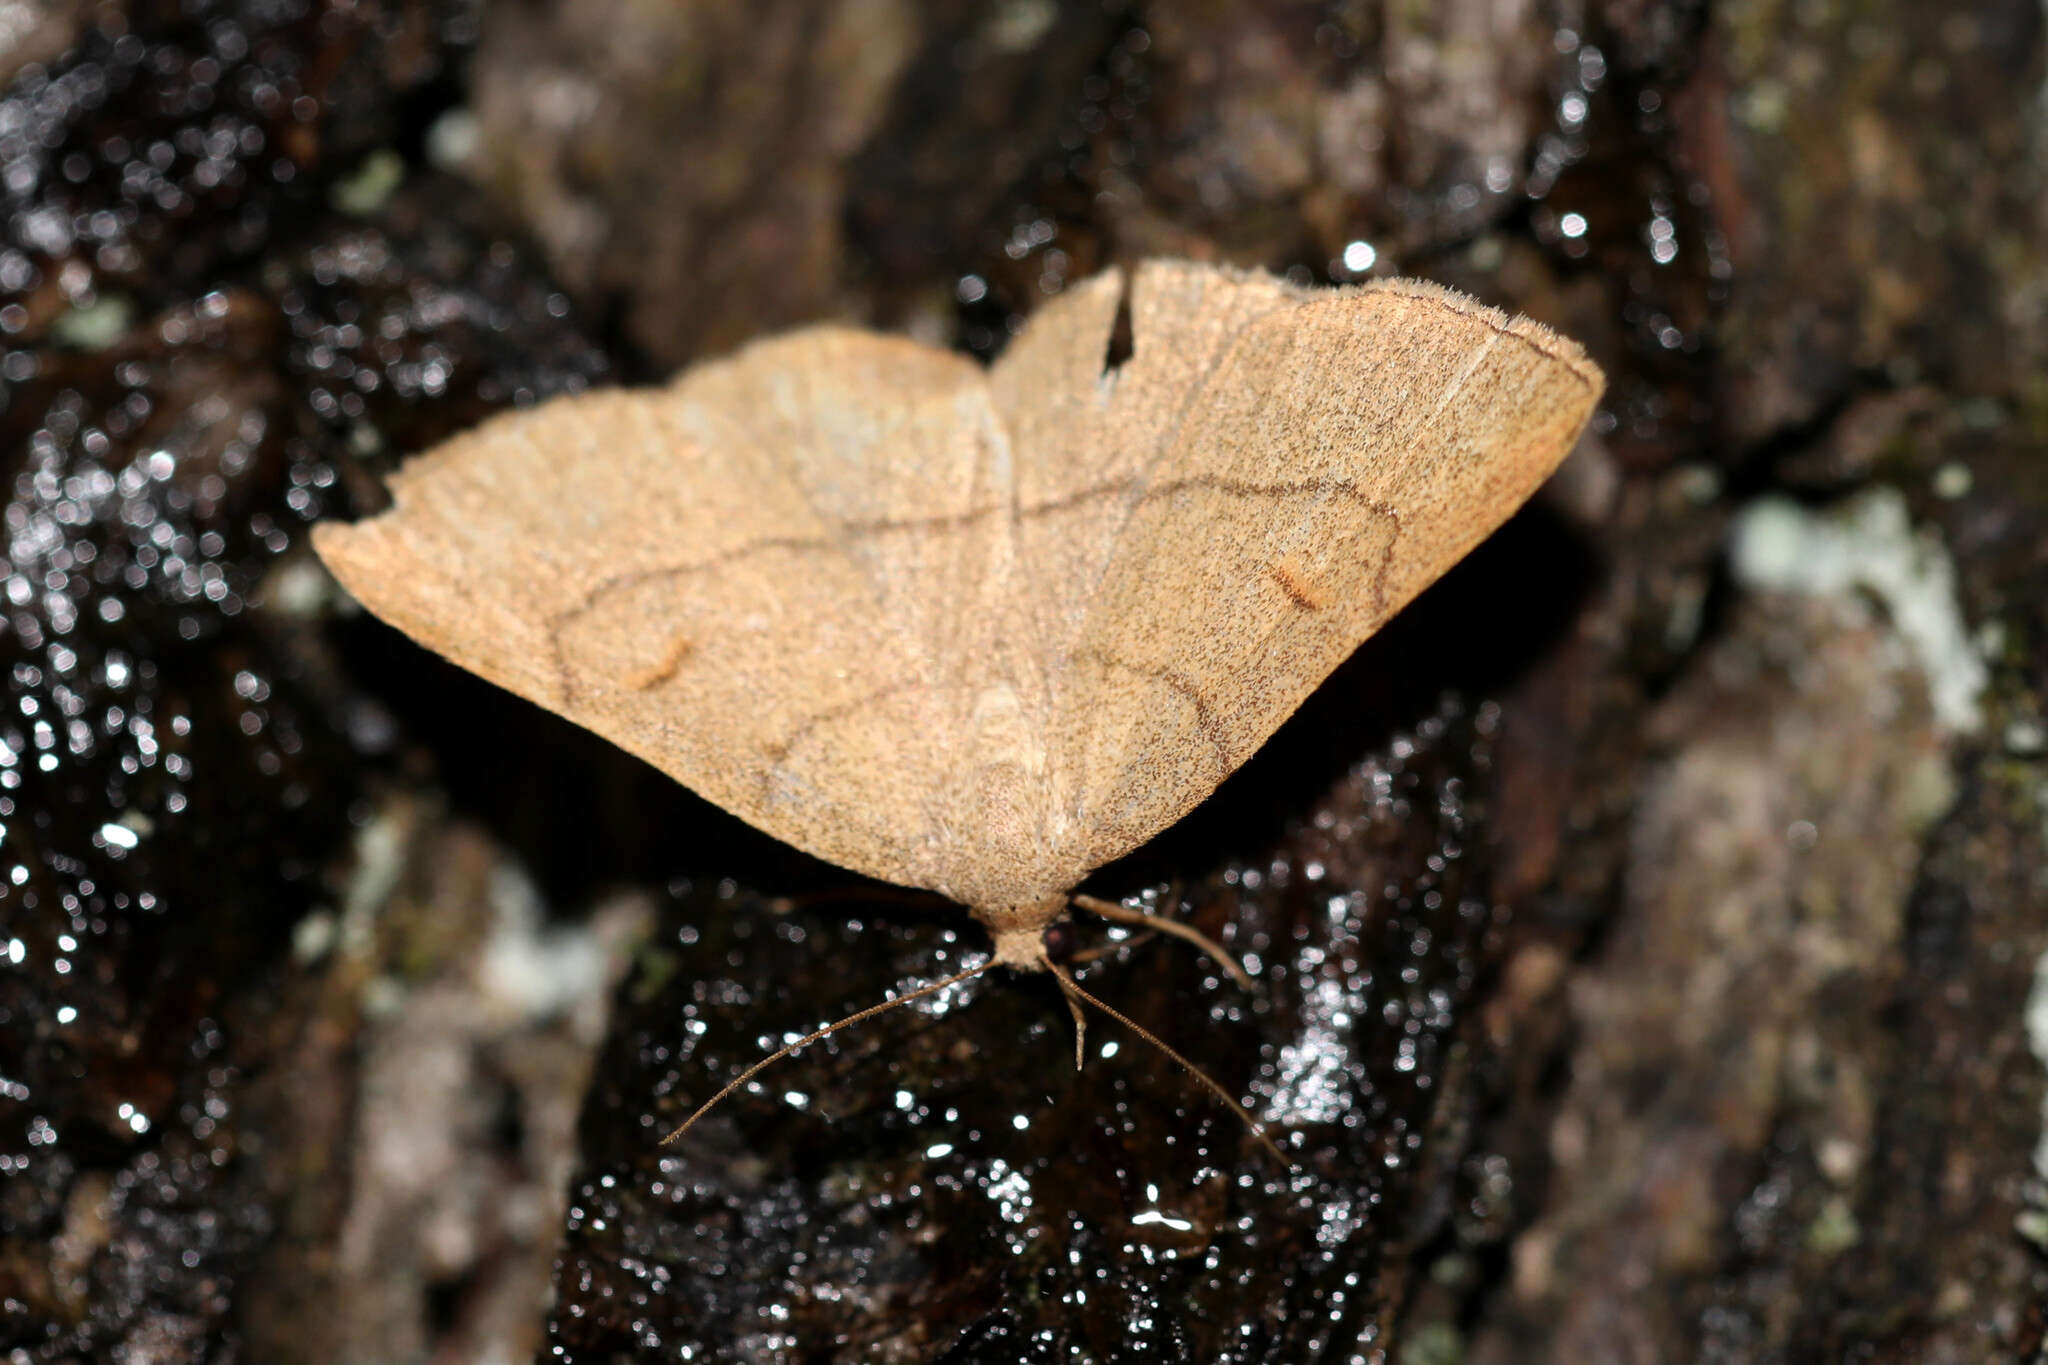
[1077,646,1230,777]
[759,676,925,804]
[540,474,1400,708]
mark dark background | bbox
[2,1,2044,1360]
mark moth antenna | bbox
[1071,893,1255,991]
[1047,959,1292,1169]
[660,957,993,1146]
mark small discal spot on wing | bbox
[622,634,693,691]
[1267,558,1326,610]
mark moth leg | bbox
[1058,979,1088,1070]
[1047,958,1289,1168]
[1069,893,1254,991]
[1066,932,1153,968]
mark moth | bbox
[314,259,1601,1149]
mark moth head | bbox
[977,894,1071,972]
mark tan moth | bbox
[313,259,1602,1152]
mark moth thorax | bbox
[975,895,1068,971]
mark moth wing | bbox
[1045,274,1603,871]
[313,329,1002,895]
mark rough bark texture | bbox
[2,1,2044,1362]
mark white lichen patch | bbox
[425,108,480,171]
[331,148,406,216]
[2026,948,2048,1185]
[1730,488,1987,734]
[50,294,133,350]
[477,860,627,1043]
[262,553,342,619]
[339,803,412,958]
